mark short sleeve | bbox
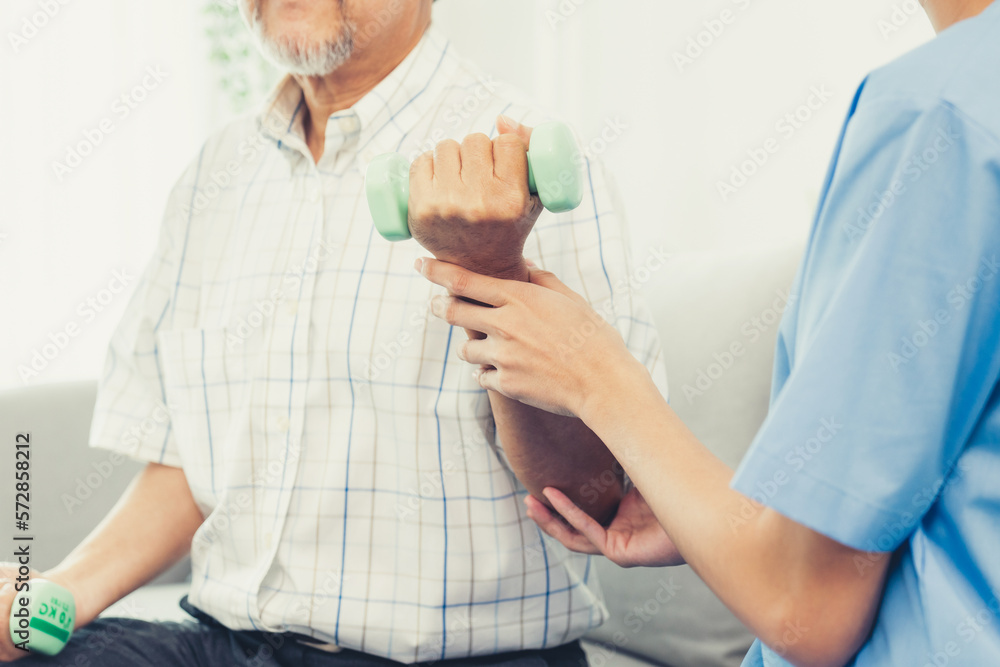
[731,99,1000,552]
[87,163,200,467]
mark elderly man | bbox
[0,1,664,665]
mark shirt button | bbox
[340,116,359,133]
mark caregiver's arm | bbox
[417,259,891,667]
[407,118,623,524]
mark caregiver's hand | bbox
[526,487,684,568]
[416,257,650,418]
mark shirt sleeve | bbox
[731,98,1000,552]
[87,161,200,467]
[529,153,669,403]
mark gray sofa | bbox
[0,240,802,666]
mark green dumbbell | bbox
[9,579,76,656]
[365,121,585,242]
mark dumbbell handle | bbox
[8,579,76,656]
[365,121,584,242]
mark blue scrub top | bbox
[732,3,1000,666]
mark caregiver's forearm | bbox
[580,366,888,667]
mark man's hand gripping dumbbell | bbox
[365,115,584,278]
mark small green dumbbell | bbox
[9,579,76,656]
[365,121,585,242]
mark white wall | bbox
[433,0,933,255]
[0,0,932,389]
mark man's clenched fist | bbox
[407,116,542,281]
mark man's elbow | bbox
[564,474,624,526]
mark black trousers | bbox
[19,597,589,667]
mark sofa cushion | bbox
[0,380,189,583]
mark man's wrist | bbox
[436,253,530,282]
[43,566,100,628]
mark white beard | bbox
[241,1,356,76]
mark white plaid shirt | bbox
[89,25,667,663]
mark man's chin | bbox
[253,24,356,77]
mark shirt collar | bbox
[255,24,456,165]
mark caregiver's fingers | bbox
[416,257,515,306]
[430,295,497,334]
[473,367,503,395]
[456,339,494,366]
[543,487,611,546]
[525,494,603,555]
[527,267,590,306]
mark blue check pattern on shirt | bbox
[88,25,668,663]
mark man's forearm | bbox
[45,463,204,626]
[465,258,624,524]
[489,391,624,524]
